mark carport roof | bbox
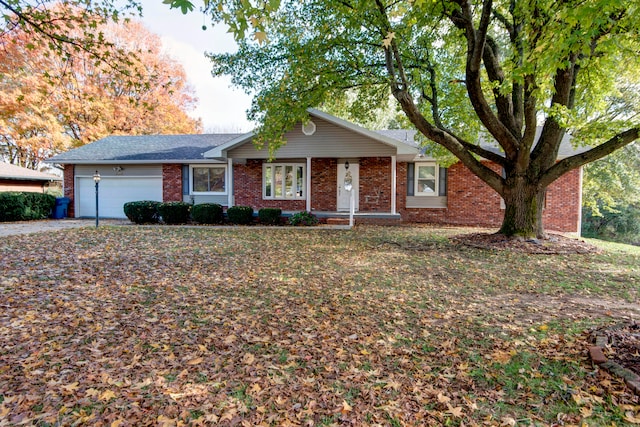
[46,133,246,164]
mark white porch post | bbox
[306,157,312,211]
[577,166,583,237]
[227,158,234,207]
[391,155,397,215]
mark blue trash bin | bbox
[52,197,71,219]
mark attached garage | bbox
[74,166,162,219]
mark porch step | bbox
[325,217,350,226]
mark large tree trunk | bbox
[499,179,546,239]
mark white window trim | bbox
[415,162,439,197]
[263,163,306,200]
[189,164,228,195]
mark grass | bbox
[0,225,638,426]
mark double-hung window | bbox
[263,163,305,200]
[190,165,226,194]
[415,162,438,196]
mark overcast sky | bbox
[138,0,254,133]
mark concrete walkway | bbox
[0,219,129,237]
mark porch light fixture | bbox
[93,171,101,228]
[344,161,349,170]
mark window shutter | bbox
[182,165,189,195]
[438,167,447,196]
[407,163,415,196]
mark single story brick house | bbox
[46,109,583,232]
[0,162,62,193]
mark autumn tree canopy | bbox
[0,14,201,168]
[168,0,640,238]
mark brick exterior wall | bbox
[63,164,75,217]
[397,161,581,233]
[310,158,337,211]
[359,157,392,212]
[233,160,306,210]
[543,168,582,232]
[152,157,581,232]
[230,157,392,213]
[162,164,183,202]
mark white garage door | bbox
[77,177,162,218]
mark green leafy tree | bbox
[582,143,640,244]
[167,0,639,238]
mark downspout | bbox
[391,155,397,215]
[306,157,312,211]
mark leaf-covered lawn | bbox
[1,226,639,426]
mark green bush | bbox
[123,200,161,224]
[191,203,224,224]
[288,211,318,226]
[227,205,254,225]
[158,201,191,224]
[258,207,282,225]
[25,193,56,219]
[0,192,55,222]
[582,205,640,245]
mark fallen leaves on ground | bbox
[0,225,639,426]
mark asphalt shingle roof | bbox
[47,126,587,164]
[0,162,61,181]
[47,134,245,163]
[378,128,587,158]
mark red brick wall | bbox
[445,162,504,227]
[233,160,306,210]
[63,165,75,217]
[542,168,581,232]
[162,164,182,202]
[359,157,391,212]
[231,158,392,213]
[311,158,337,211]
[397,161,582,232]
[228,157,581,232]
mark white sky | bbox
[138,0,254,133]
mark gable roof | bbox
[45,111,589,165]
[46,134,244,164]
[0,162,61,181]
[203,108,419,159]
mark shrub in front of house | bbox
[123,200,161,224]
[158,201,191,224]
[227,205,254,225]
[0,192,56,222]
[258,208,282,225]
[24,193,56,219]
[191,203,224,224]
[288,211,319,226]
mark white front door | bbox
[337,160,359,211]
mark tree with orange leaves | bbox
[0,16,201,168]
